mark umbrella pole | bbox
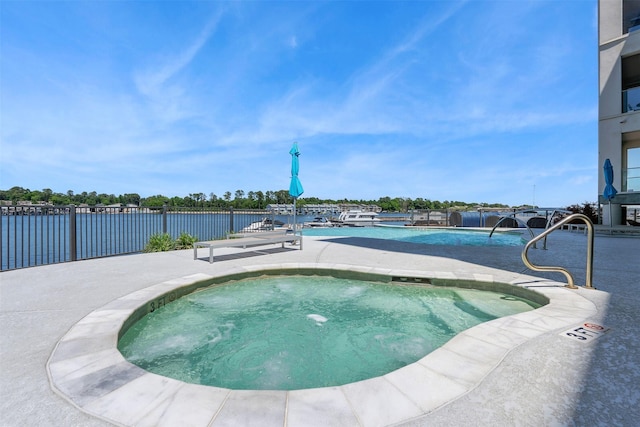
[609,201,613,234]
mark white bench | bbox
[193,230,302,263]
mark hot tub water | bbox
[118,275,540,390]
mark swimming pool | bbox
[118,274,541,390]
[302,225,525,246]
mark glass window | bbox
[626,147,640,191]
[624,0,640,33]
[621,55,640,112]
[622,54,640,90]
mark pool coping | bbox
[46,262,597,427]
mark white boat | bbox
[336,210,380,227]
[303,216,335,228]
[241,218,285,232]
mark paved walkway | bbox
[1,230,638,426]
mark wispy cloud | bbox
[218,0,592,154]
[133,9,223,122]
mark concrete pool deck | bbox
[1,229,639,426]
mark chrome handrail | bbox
[489,215,537,248]
[539,209,573,250]
[521,213,594,289]
[489,215,535,238]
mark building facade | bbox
[599,0,640,225]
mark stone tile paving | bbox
[1,230,639,426]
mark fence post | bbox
[229,208,234,234]
[69,205,77,262]
[162,204,168,234]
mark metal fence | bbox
[1,205,273,271]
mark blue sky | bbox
[1,0,597,207]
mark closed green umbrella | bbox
[289,142,304,231]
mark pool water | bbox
[302,226,525,246]
[118,275,540,390]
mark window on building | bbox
[624,0,640,33]
[625,146,640,191]
[622,132,640,191]
[622,54,640,112]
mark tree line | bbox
[1,186,515,212]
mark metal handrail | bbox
[539,209,573,250]
[489,215,536,244]
[521,213,594,289]
[489,209,571,250]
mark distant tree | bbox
[412,198,424,210]
[27,190,42,204]
[97,193,115,205]
[566,202,598,223]
[50,194,68,205]
[143,195,169,207]
[122,193,141,206]
[255,191,265,209]
[377,196,400,212]
[83,191,96,205]
[187,193,204,207]
[4,186,28,203]
[265,191,275,204]
[1,186,517,212]
[303,196,320,204]
[275,190,290,204]
[42,188,53,202]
